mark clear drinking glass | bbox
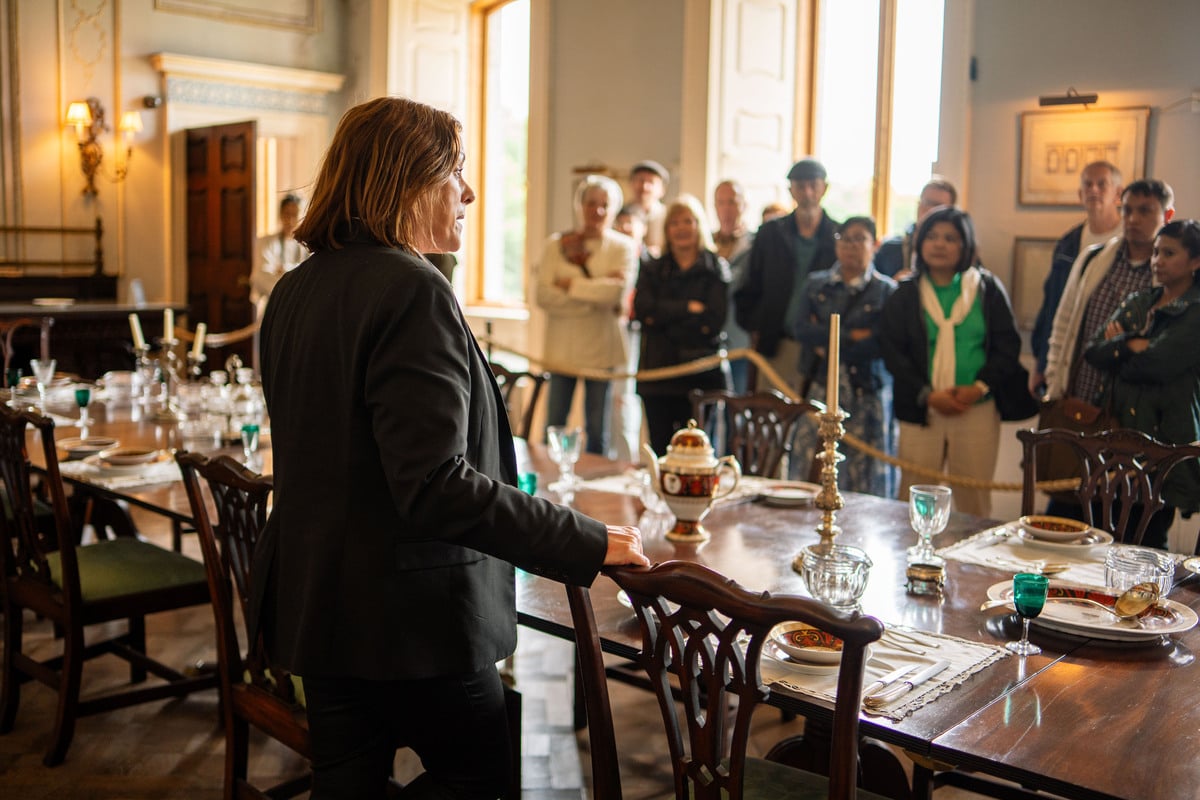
[136,354,160,407]
[907,484,953,566]
[546,425,583,492]
[29,358,56,415]
[6,368,22,409]
[1006,572,1049,656]
[241,423,261,463]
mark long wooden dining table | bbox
[30,404,1200,800]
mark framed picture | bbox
[1011,237,1058,330]
[1018,107,1149,205]
[154,0,319,32]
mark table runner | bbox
[762,625,1008,721]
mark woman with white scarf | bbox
[880,206,1029,516]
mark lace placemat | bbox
[573,470,799,508]
[938,524,1111,586]
[59,459,182,491]
[762,624,1009,721]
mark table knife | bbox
[861,664,920,698]
[864,658,951,707]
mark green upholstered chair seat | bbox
[48,537,207,603]
[739,757,895,800]
[242,670,306,709]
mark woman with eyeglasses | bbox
[793,216,897,495]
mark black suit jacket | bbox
[250,234,608,681]
[733,210,839,356]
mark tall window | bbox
[471,0,530,306]
[811,0,945,236]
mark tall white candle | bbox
[129,313,146,350]
[164,309,174,341]
[826,313,840,412]
[192,323,207,358]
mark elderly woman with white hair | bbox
[535,174,639,455]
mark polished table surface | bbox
[35,415,1200,800]
[516,444,1200,800]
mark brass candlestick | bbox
[793,405,847,574]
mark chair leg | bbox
[45,626,85,766]
[0,602,24,733]
[226,714,250,800]
[127,615,148,684]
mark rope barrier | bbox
[477,334,1081,495]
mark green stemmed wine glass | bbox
[1006,572,1050,656]
[75,385,92,429]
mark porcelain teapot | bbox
[642,420,741,542]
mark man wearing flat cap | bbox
[734,157,839,394]
[629,160,669,257]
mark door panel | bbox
[185,120,256,365]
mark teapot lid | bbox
[667,420,712,455]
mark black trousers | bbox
[304,665,510,799]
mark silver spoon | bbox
[979,582,1160,621]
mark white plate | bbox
[1182,557,1200,577]
[1016,528,1113,552]
[83,451,168,476]
[759,481,821,508]
[57,436,118,458]
[985,580,1197,642]
[32,297,75,307]
[763,640,841,676]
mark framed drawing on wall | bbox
[1018,107,1149,205]
[1011,237,1058,330]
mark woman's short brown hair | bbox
[294,96,462,253]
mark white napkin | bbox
[762,625,1009,721]
[939,524,1112,586]
[59,459,182,490]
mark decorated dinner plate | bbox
[759,481,821,508]
[97,447,161,466]
[1016,527,1113,552]
[57,436,119,458]
[83,450,170,476]
[763,640,842,676]
[985,580,1197,642]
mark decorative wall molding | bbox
[150,52,344,114]
[153,0,320,33]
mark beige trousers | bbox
[755,338,804,398]
[897,399,999,518]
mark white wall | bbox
[966,0,1200,291]
[543,0,686,234]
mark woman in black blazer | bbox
[252,97,647,799]
[633,194,731,452]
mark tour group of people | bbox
[535,156,1200,535]
[253,96,1199,796]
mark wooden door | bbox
[185,121,256,365]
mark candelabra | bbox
[186,352,207,382]
[793,404,847,574]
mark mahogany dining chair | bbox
[490,362,548,440]
[0,406,216,766]
[690,389,821,481]
[1019,427,1200,550]
[567,560,888,800]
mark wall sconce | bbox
[64,97,142,198]
[1038,87,1099,107]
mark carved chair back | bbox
[0,406,77,607]
[690,389,818,479]
[490,362,549,440]
[567,560,884,800]
[1020,427,1200,549]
